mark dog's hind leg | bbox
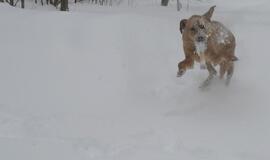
[206,62,217,76]
[200,62,217,88]
[225,62,234,86]
[219,62,226,79]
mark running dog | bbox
[177,6,238,87]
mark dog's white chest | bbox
[195,42,207,69]
[195,42,206,54]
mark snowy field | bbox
[0,0,270,159]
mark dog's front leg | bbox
[177,57,194,77]
[177,46,197,77]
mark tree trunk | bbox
[21,0,24,8]
[99,0,104,5]
[60,0,68,11]
[10,0,14,5]
[176,0,182,11]
[161,0,169,6]
[54,0,58,7]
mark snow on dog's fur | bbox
[177,6,238,87]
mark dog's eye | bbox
[199,24,205,29]
[190,27,196,32]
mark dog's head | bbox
[180,6,216,44]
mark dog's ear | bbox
[180,19,187,34]
[203,5,216,21]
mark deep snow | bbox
[0,0,270,160]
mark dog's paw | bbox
[199,75,214,89]
[225,78,231,86]
[199,81,210,89]
[177,70,185,77]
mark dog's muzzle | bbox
[196,36,205,42]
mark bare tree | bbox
[10,0,14,5]
[99,0,104,5]
[187,0,190,10]
[161,0,169,6]
[177,0,182,11]
[54,0,59,7]
[60,0,68,11]
[21,0,24,8]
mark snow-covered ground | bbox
[0,0,270,159]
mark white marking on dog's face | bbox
[194,18,209,43]
[185,16,211,44]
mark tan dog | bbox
[177,6,238,87]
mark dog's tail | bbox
[231,55,239,61]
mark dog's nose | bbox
[197,36,205,42]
